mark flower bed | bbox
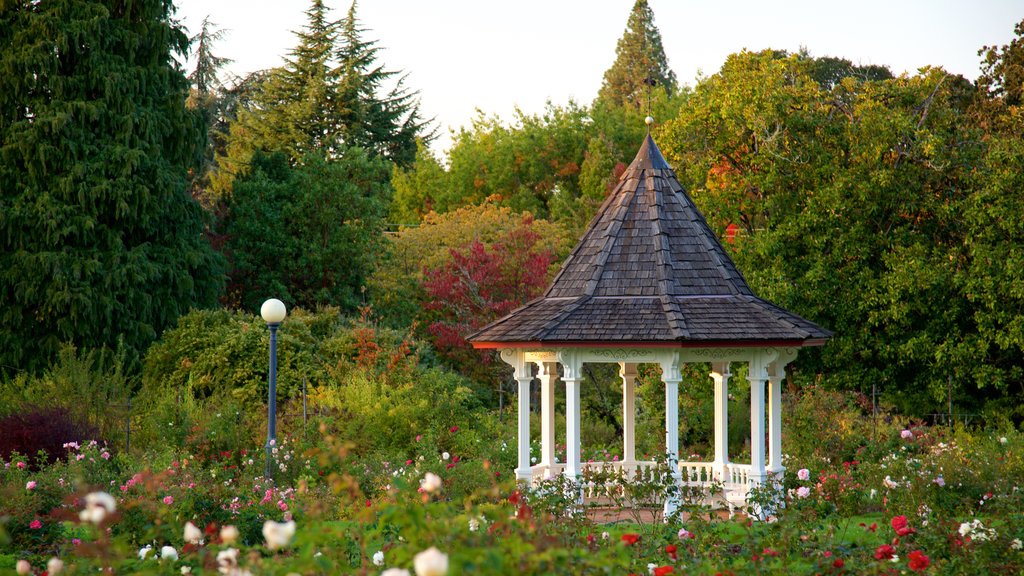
[1,424,1022,574]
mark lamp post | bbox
[261,298,287,480]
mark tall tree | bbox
[595,0,677,112]
[335,1,432,166]
[585,0,686,229]
[213,0,431,195]
[659,49,1001,414]
[0,0,224,373]
[186,16,233,207]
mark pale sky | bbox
[173,0,1022,153]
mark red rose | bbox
[665,544,677,559]
[653,567,674,576]
[621,533,641,546]
[833,558,845,569]
[908,550,930,572]
[891,515,916,537]
[874,544,896,560]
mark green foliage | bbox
[444,104,593,219]
[659,47,1024,414]
[389,139,449,225]
[212,0,430,195]
[139,306,361,409]
[978,18,1024,106]
[185,16,233,207]
[312,364,479,456]
[802,52,893,90]
[0,0,226,373]
[220,149,390,312]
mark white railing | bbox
[530,460,758,507]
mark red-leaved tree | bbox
[421,216,556,398]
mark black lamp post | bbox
[261,298,287,480]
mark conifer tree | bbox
[335,1,431,166]
[186,16,233,205]
[0,0,225,373]
[595,0,677,112]
[213,0,431,195]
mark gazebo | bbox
[468,134,831,513]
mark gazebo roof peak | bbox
[631,133,671,170]
[469,135,831,349]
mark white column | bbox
[661,353,683,517]
[560,352,583,482]
[515,375,532,481]
[767,369,784,476]
[536,361,558,478]
[710,361,731,482]
[748,354,768,486]
[507,351,533,483]
[619,362,637,470]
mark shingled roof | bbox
[469,135,832,348]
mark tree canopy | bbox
[0,0,224,373]
[658,45,1024,415]
[220,149,391,313]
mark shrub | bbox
[0,344,132,447]
[0,406,98,468]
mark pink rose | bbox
[162,496,174,505]
[30,519,42,529]
[26,481,37,490]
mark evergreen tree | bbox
[335,1,432,166]
[186,16,233,206]
[213,0,431,195]
[595,0,677,112]
[0,0,225,373]
[582,0,685,230]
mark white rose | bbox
[139,545,154,560]
[413,546,449,576]
[79,491,117,525]
[161,546,179,562]
[381,570,411,576]
[373,550,385,566]
[220,525,240,545]
[262,520,296,551]
[420,472,442,494]
[217,547,240,573]
[16,560,31,575]
[184,521,203,545]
